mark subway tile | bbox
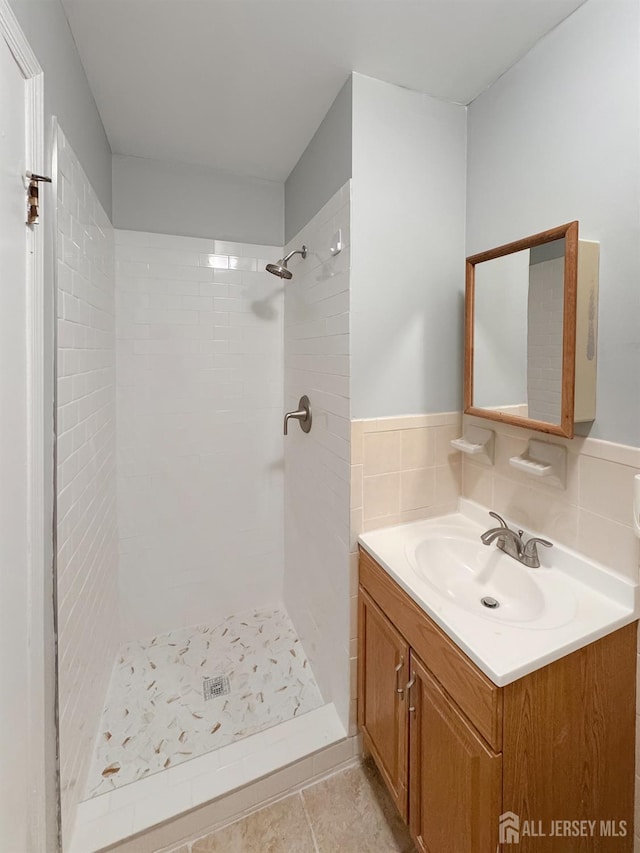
[213,269,244,285]
[56,129,120,845]
[229,256,257,272]
[200,253,229,269]
[214,240,244,256]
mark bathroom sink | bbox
[404,529,574,628]
[358,501,638,686]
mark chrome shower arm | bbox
[281,245,307,264]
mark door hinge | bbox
[26,172,52,225]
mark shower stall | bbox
[55,127,353,850]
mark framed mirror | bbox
[464,221,579,438]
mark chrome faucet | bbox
[481,511,553,568]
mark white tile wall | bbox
[283,182,352,733]
[115,231,285,639]
[56,128,120,846]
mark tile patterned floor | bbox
[85,606,323,797]
[176,761,417,853]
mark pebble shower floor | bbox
[85,606,323,797]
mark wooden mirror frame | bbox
[464,221,579,438]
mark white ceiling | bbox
[62,0,586,183]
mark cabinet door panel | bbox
[358,588,409,817]
[409,653,501,853]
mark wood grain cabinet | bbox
[358,547,637,852]
[358,588,409,817]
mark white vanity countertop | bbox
[358,499,639,687]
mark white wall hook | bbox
[330,229,343,256]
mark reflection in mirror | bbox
[465,221,582,439]
[473,238,565,425]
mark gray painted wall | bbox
[112,155,284,246]
[351,73,467,419]
[10,0,112,216]
[467,0,640,445]
[284,76,352,243]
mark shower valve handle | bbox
[283,396,312,435]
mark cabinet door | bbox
[408,652,501,853]
[358,588,409,818]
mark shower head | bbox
[265,245,307,279]
[265,261,293,280]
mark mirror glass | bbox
[473,238,565,424]
[465,222,578,438]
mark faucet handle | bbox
[524,536,553,553]
[523,536,553,566]
[488,511,509,529]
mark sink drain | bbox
[481,596,500,609]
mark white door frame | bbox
[0,3,57,851]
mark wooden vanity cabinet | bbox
[358,546,636,853]
[408,652,501,852]
[358,588,409,817]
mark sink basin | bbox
[404,526,577,629]
[358,503,637,685]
